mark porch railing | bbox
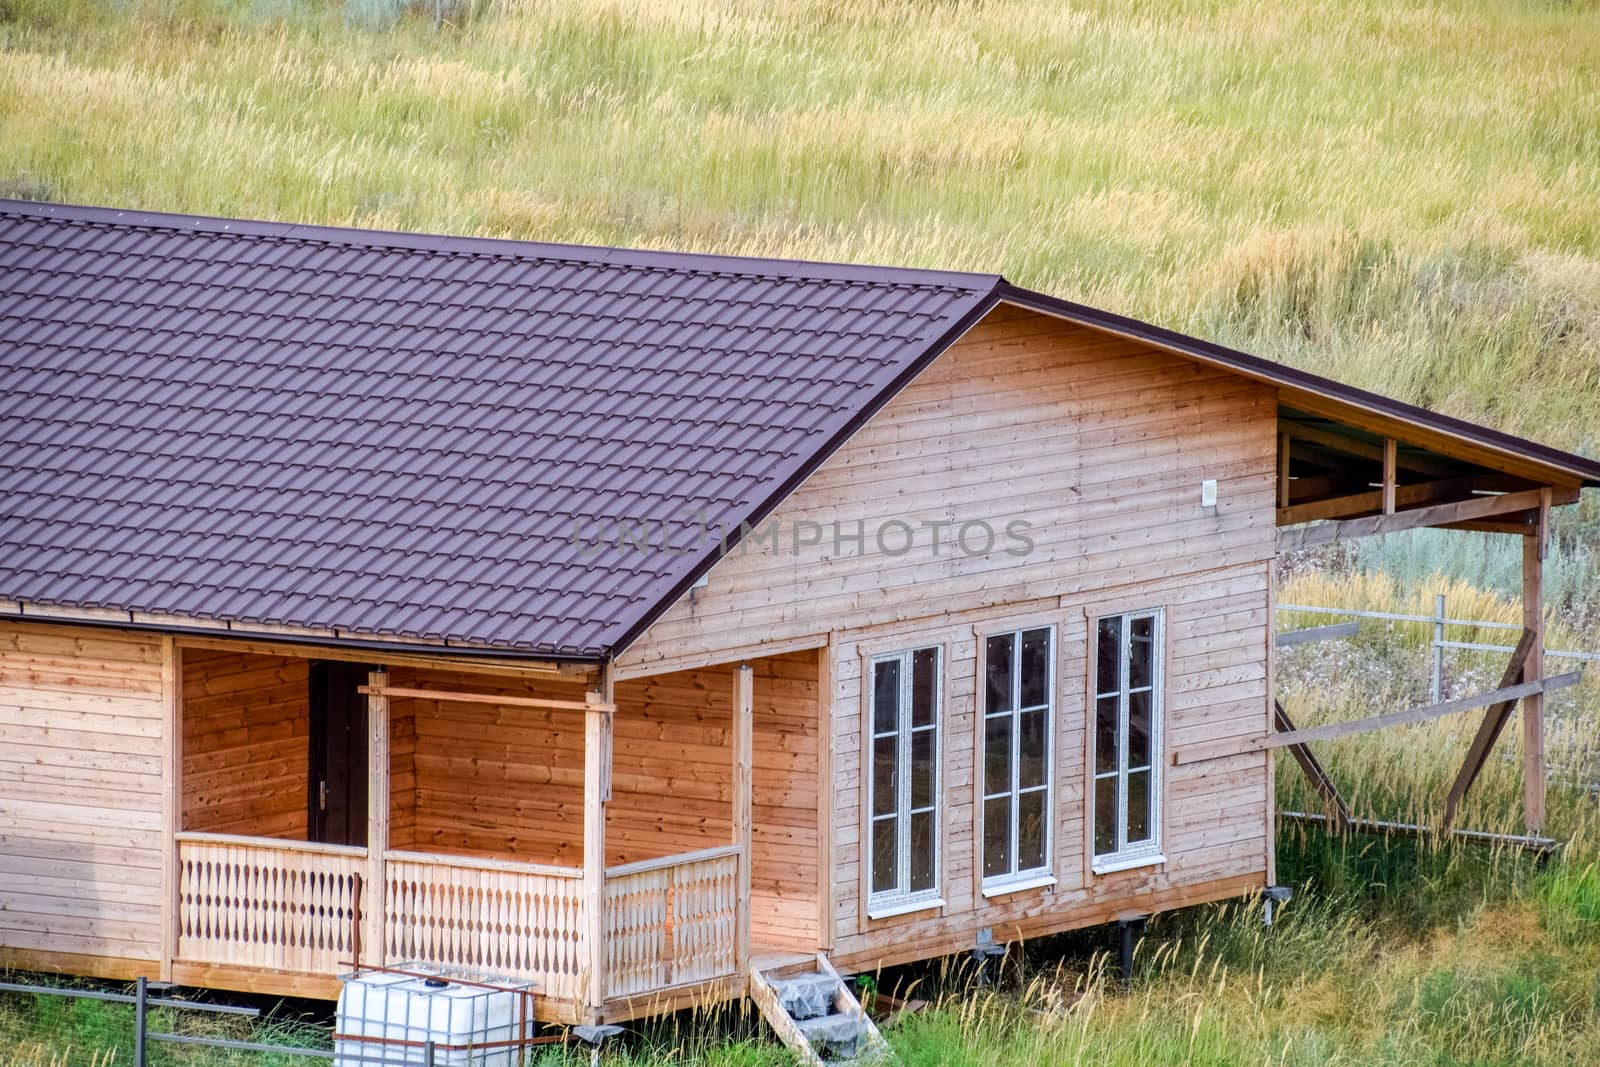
[382,850,587,1003]
[175,834,743,1006]
[603,844,742,1000]
[175,832,365,975]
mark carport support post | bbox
[1522,489,1551,832]
[584,668,614,1019]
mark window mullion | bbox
[1118,615,1131,855]
[898,652,912,898]
[1012,635,1023,873]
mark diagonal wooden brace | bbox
[1274,701,1351,830]
[1441,629,1535,831]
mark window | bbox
[1093,610,1164,870]
[982,626,1053,888]
[868,647,941,914]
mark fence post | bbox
[133,975,148,1067]
[1431,593,1447,704]
[424,1040,437,1067]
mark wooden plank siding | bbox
[0,621,167,976]
[181,650,310,839]
[391,655,816,918]
[622,305,1280,963]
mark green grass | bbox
[1,0,1598,456]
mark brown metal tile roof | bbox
[3,201,1595,660]
[0,200,999,658]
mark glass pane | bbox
[1095,696,1120,774]
[1018,709,1047,789]
[1128,769,1151,844]
[871,817,897,894]
[1017,790,1046,871]
[1096,617,1121,696]
[983,797,1012,878]
[985,635,1013,714]
[1094,775,1118,856]
[1128,690,1152,769]
[984,715,1012,795]
[911,648,938,728]
[873,659,900,735]
[910,729,935,808]
[1130,621,1153,690]
[1020,628,1050,708]
[872,736,897,817]
[910,811,935,892]
[1131,615,1154,641]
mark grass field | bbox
[3,0,1599,1063]
[2,0,1599,454]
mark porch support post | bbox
[584,667,614,1018]
[733,663,753,976]
[159,637,181,982]
[1522,489,1550,831]
[365,669,390,969]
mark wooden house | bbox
[1,200,1595,1037]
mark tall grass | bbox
[1,0,1598,458]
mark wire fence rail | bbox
[0,976,579,1067]
[1277,597,1599,703]
[1275,597,1599,792]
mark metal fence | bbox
[1275,598,1599,790]
[1277,596,1600,703]
[0,976,578,1066]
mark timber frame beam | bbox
[1277,486,1578,553]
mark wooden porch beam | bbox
[1174,670,1583,765]
[1381,438,1398,514]
[160,637,181,983]
[364,669,390,970]
[1439,512,1539,535]
[733,663,753,977]
[359,684,615,714]
[583,665,614,1018]
[1277,475,1479,526]
[1274,702,1351,829]
[1523,489,1551,831]
[1277,487,1576,553]
[1441,630,1534,831]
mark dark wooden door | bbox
[308,661,369,846]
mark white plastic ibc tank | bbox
[335,964,535,1066]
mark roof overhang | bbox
[997,283,1600,490]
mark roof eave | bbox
[996,283,1600,488]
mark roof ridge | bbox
[0,197,1006,291]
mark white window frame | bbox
[980,625,1055,893]
[866,646,943,918]
[1091,608,1165,874]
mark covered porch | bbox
[169,644,823,1021]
